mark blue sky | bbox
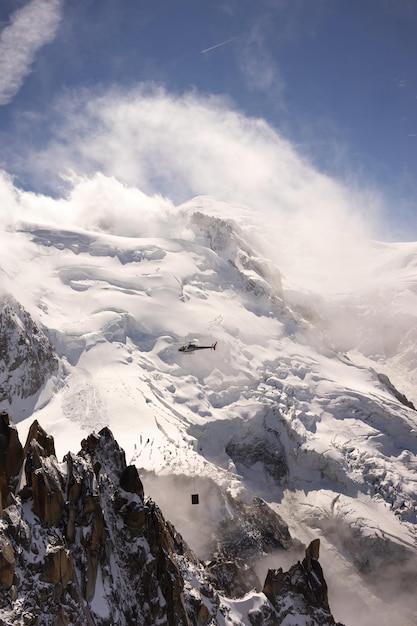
[0,0,416,240]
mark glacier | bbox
[0,193,417,625]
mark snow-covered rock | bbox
[0,296,60,418]
[0,414,342,626]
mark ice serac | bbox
[190,210,284,310]
[0,415,343,626]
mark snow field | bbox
[1,202,416,625]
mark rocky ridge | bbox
[0,411,343,625]
[0,296,59,410]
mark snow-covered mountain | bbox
[1,195,417,625]
[0,412,341,625]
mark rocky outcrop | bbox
[226,434,287,485]
[262,538,344,626]
[211,495,299,563]
[0,533,14,590]
[26,440,65,526]
[0,410,24,510]
[0,296,59,406]
[206,557,260,599]
[376,372,415,410]
[0,418,197,624]
[41,546,75,587]
[23,419,56,457]
[0,415,342,626]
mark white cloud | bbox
[32,85,378,226]
[0,0,63,105]
[237,18,286,102]
[0,169,183,240]
[1,84,386,293]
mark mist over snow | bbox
[1,85,417,625]
[1,84,389,291]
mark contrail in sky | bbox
[200,37,238,54]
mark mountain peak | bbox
[0,414,343,625]
[0,206,416,624]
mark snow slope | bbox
[1,196,417,625]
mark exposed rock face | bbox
[23,420,56,457]
[0,415,343,626]
[376,372,415,410]
[206,557,260,599]
[0,296,59,406]
[226,434,287,485]
[0,410,24,510]
[262,539,344,626]
[204,495,303,600]
[0,419,194,624]
[119,463,144,498]
[0,533,14,590]
[30,443,66,526]
[41,546,75,587]
[212,495,298,562]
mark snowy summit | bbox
[0,190,416,625]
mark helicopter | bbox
[178,341,217,354]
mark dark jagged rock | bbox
[0,415,342,626]
[262,539,345,626]
[119,464,144,498]
[23,419,56,458]
[376,372,415,410]
[24,438,65,526]
[40,546,75,588]
[0,418,196,624]
[0,296,59,406]
[0,410,24,510]
[81,426,127,474]
[211,495,299,563]
[206,557,261,598]
[226,434,287,484]
[0,533,15,590]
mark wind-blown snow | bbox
[1,191,417,626]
